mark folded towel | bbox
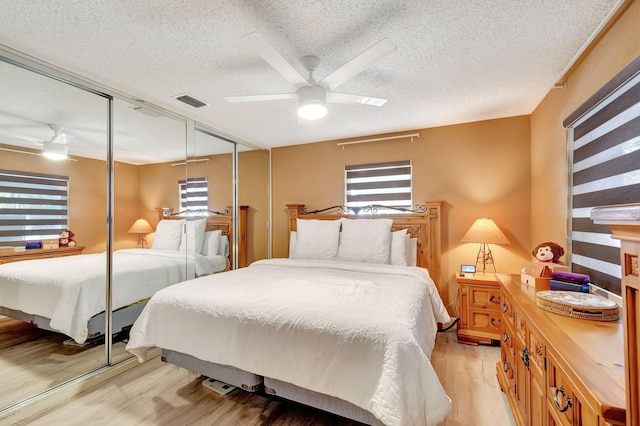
[551,271,590,284]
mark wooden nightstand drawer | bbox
[468,308,502,334]
[469,287,502,311]
[456,272,501,345]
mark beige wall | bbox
[530,1,640,249]
[272,116,532,309]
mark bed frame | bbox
[157,205,248,268]
[161,201,444,425]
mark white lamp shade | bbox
[128,218,154,234]
[461,217,510,245]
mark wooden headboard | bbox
[285,201,443,293]
[156,206,248,268]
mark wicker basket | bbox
[536,290,619,321]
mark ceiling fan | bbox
[0,119,69,160]
[225,32,397,120]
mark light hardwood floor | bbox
[16,330,515,426]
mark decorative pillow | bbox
[201,229,222,256]
[407,237,418,266]
[293,219,341,260]
[151,219,185,251]
[218,235,230,257]
[179,219,207,254]
[337,218,393,264]
[288,231,297,259]
[390,229,408,265]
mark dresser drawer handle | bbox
[521,347,530,369]
[502,332,509,343]
[490,317,501,328]
[551,386,573,413]
[489,295,500,304]
[503,360,510,372]
[502,302,509,313]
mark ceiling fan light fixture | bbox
[42,142,68,161]
[297,85,327,120]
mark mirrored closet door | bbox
[0,57,109,409]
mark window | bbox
[564,56,640,295]
[345,160,412,211]
[0,169,70,247]
[178,177,208,212]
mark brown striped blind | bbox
[345,160,412,210]
[0,169,69,247]
[178,177,208,212]
[563,54,640,295]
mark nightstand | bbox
[456,272,502,345]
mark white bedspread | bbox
[0,249,223,343]
[126,258,452,426]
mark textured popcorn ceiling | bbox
[0,0,625,155]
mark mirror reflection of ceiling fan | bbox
[224,32,397,120]
[0,119,70,161]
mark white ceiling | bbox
[0,0,625,151]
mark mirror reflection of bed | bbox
[0,209,247,408]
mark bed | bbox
[126,201,452,426]
[0,209,246,344]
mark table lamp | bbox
[128,218,154,248]
[461,217,511,274]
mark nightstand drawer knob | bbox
[489,295,500,304]
[491,317,501,328]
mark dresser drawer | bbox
[547,351,576,425]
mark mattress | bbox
[127,258,452,426]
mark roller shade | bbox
[345,160,412,209]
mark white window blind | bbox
[0,169,69,247]
[345,160,412,209]
[564,55,640,295]
[178,177,208,212]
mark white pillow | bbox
[390,229,408,265]
[151,219,185,251]
[407,237,418,266]
[179,219,207,254]
[218,235,230,257]
[289,231,297,259]
[293,219,341,260]
[337,218,393,264]
[201,230,222,256]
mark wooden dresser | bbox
[495,274,626,426]
[591,204,640,426]
[0,246,85,264]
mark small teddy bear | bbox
[59,229,76,247]
[532,242,564,264]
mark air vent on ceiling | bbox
[173,94,210,108]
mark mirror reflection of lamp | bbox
[461,217,511,274]
[128,218,154,248]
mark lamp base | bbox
[136,234,148,249]
[474,243,496,275]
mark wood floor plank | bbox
[17,330,516,425]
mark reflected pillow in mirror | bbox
[337,218,393,264]
[201,229,222,256]
[293,219,341,260]
[390,229,408,265]
[152,219,185,251]
[179,219,207,254]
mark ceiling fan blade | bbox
[224,93,297,103]
[327,91,387,107]
[320,39,397,90]
[242,32,308,89]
